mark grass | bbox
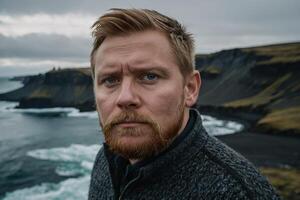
[243,43,300,68]
[243,43,300,57]
[29,87,56,98]
[73,85,92,99]
[257,55,300,66]
[76,67,92,76]
[260,167,300,200]
[48,67,91,76]
[224,73,291,108]
[201,65,222,75]
[257,107,300,133]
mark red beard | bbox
[102,107,184,160]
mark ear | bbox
[184,70,201,107]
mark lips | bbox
[114,121,147,127]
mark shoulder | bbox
[88,146,114,200]
[93,146,106,169]
[198,135,280,199]
[90,146,108,181]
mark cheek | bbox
[144,86,184,116]
[95,92,115,124]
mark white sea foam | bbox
[27,144,101,178]
[2,176,91,200]
[202,115,243,135]
[66,110,98,118]
[8,107,77,114]
[3,104,98,118]
[27,144,100,165]
[3,144,101,200]
[0,101,18,112]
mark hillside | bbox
[0,42,299,133]
[196,42,300,134]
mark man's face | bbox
[93,30,194,160]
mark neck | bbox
[177,108,190,137]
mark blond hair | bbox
[90,8,195,78]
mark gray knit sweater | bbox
[88,109,280,200]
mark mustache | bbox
[110,112,150,125]
[103,111,158,132]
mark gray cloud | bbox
[0,33,91,59]
[0,0,299,57]
[0,0,99,14]
[1,0,300,21]
[0,0,299,76]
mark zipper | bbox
[118,171,142,200]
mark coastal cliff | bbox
[196,42,300,134]
[0,68,95,111]
[1,42,299,133]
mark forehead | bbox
[94,30,177,71]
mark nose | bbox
[116,79,140,109]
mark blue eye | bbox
[102,76,120,87]
[143,73,158,81]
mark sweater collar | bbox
[128,108,197,169]
[139,109,208,179]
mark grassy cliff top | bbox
[260,167,300,200]
[47,67,91,76]
[242,42,300,57]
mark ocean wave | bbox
[2,176,90,200]
[2,114,243,199]
[27,144,100,177]
[66,110,98,118]
[27,144,100,167]
[3,144,101,200]
[0,101,19,112]
[8,107,77,114]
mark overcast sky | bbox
[0,0,300,76]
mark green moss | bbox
[258,107,300,133]
[29,88,52,98]
[224,74,291,108]
[205,66,222,74]
[243,43,300,57]
[29,86,60,98]
[73,85,91,99]
[76,68,92,76]
[291,84,300,93]
[47,67,91,76]
[260,167,300,200]
[257,56,300,66]
[200,65,222,76]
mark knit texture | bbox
[88,109,280,200]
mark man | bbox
[88,8,280,200]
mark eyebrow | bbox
[128,66,170,77]
[96,71,121,81]
[97,65,170,79]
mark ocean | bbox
[0,77,243,200]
